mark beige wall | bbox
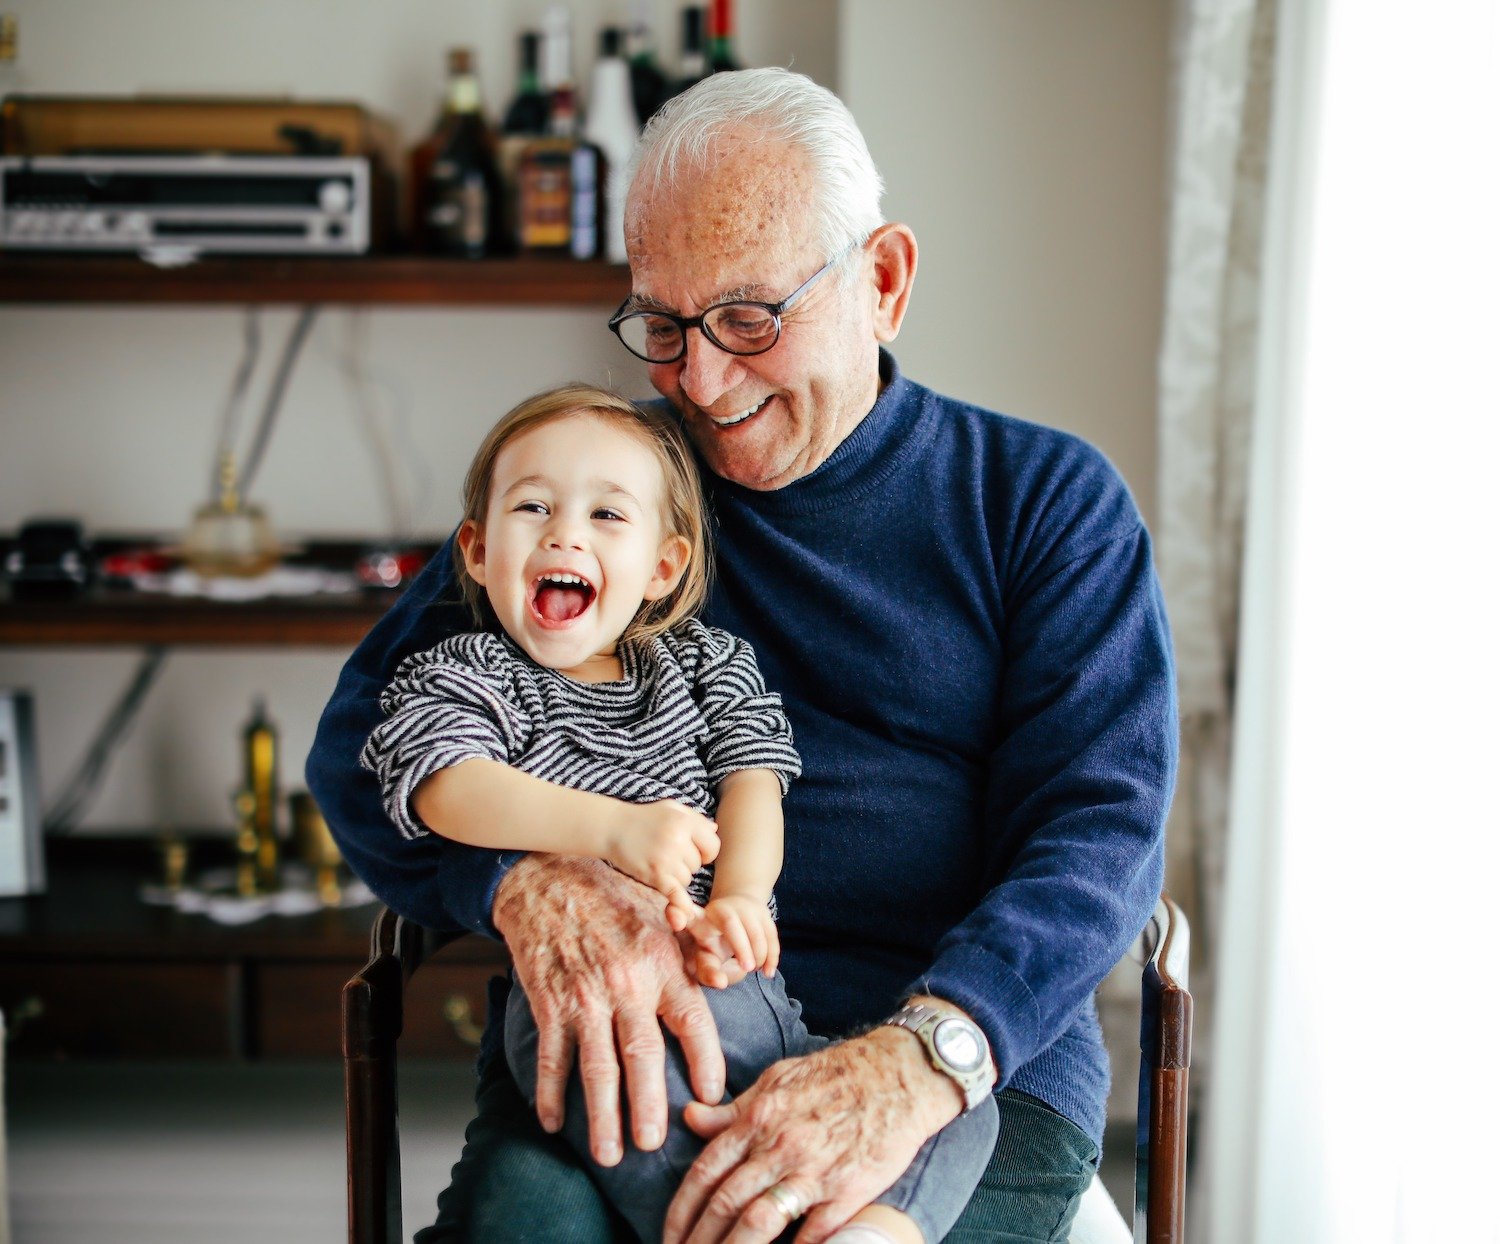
[843,0,1170,523]
[0,1,1168,835]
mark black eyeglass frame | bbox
[607,240,860,364]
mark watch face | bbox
[933,1018,986,1074]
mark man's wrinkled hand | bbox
[662,1029,961,1243]
[492,854,727,1166]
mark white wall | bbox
[842,0,1170,523]
[0,0,1168,836]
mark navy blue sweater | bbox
[306,352,1176,1149]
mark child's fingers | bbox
[665,886,699,930]
[711,907,755,971]
[745,913,769,971]
[691,817,720,866]
[763,924,780,977]
[696,945,727,989]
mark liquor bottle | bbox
[0,14,18,150]
[517,8,602,258]
[625,0,668,125]
[500,32,550,136]
[584,28,641,264]
[707,0,740,74]
[668,6,709,101]
[411,48,509,256]
[498,31,551,250]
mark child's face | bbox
[458,412,690,679]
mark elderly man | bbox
[308,68,1175,1243]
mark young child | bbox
[360,384,997,1244]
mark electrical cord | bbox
[211,307,262,499]
[44,646,170,835]
[239,305,320,497]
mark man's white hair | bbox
[626,67,885,262]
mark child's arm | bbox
[677,767,784,987]
[414,758,718,921]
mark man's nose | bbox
[676,329,744,409]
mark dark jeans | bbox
[417,1019,1097,1244]
[503,971,997,1244]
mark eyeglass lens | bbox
[616,302,780,362]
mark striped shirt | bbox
[360,619,800,907]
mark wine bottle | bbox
[668,6,709,101]
[707,0,740,74]
[584,28,641,264]
[500,32,550,136]
[625,0,668,126]
[498,31,551,250]
[518,8,602,258]
[412,48,509,257]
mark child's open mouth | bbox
[529,571,597,626]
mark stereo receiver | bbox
[0,154,374,254]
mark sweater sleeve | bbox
[305,536,521,939]
[359,635,534,840]
[668,620,803,794]
[908,473,1177,1086]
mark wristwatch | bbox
[882,1002,997,1114]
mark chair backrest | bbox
[1135,894,1192,1244]
[342,907,471,1244]
[342,896,1192,1244]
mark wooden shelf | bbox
[0,592,395,646]
[0,253,631,306]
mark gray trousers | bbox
[504,971,999,1244]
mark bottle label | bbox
[520,147,573,249]
[429,162,490,253]
[570,146,599,260]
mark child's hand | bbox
[688,894,779,988]
[605,800,719,923]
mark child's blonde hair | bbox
[454,384,712,642]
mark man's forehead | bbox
[626,136,817,309]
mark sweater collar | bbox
[707,349,923,516]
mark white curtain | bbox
[1204,1,1500,1240]
[1154,0,1277,1095]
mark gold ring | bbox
[764,1183,803,1221]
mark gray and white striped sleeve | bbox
[359,635,533,839]
[669,621,802,794]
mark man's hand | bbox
[685,894,779,988]
[662,1027,964,1244]
[603,799,720,926]
[492,854,726,1166]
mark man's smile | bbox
[707,395,773,428]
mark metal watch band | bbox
[882,1003,997,1114]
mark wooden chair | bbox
[342,895,1191,1244]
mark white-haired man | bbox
[309,68,1175,1243]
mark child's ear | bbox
[642,533,691,602]
[456,518,487,585]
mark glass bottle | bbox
[411,48,509,257]
[625,0,668,126]
[584,27,641,264]
[668,6,709,101]
[498,32,551,250]
[707,0,740,74]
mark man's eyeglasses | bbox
[607,242,858,365]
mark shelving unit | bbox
[0,538,442,647]
[0,253,631,306]
[0,593,395,647]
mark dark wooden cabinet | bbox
[0,839,506,1060]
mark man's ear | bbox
[866,222,918,344]
[456,518,487,585]
[642,533,692,602]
